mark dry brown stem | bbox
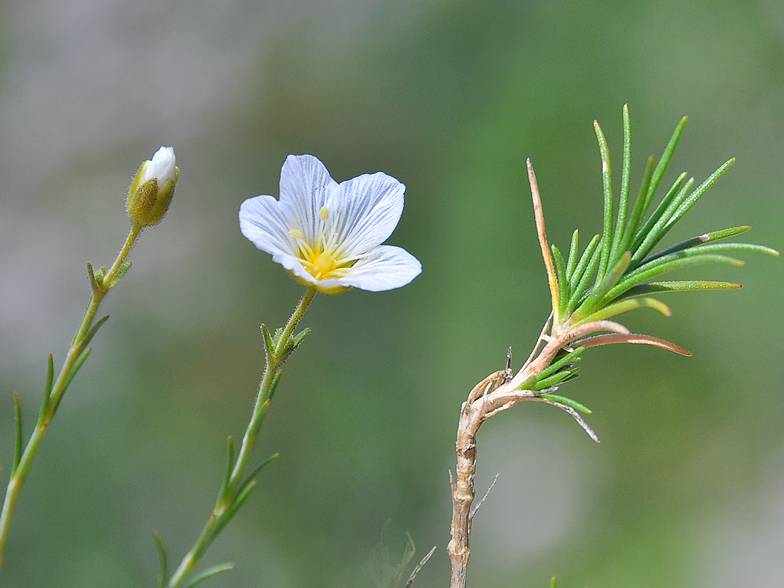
[447,319,629,588]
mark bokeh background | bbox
[0,1,782,586]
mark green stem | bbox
[165,286,318,588]
[0,223,143,571]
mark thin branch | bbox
[533,398,600,442]
[469,473,499,521]
[405,545,437,588]
[522,313,553,371]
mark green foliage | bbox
[526,106,778,446]
[549,105,777,334]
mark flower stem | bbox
[165,287,317,588]
[0,223,144,572]
[447,318,625,588]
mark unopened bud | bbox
[126,146,178,226]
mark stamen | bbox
[289,229,303,239]
[319,206,330,220]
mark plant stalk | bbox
[0,223,143,571]
[165,287,317,588]
[447,319,627,588]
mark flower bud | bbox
[126,146,179,226]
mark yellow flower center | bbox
[288,208,356,282]
[310,250,338,277]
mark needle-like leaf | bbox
[181,563,235,588]
[593,120,614,280]
[609,104,633,266]
[639,116,688,228]
[618,280,742,299]
[537,346,586,380]
[618,155,655,258]
[567,236,603,314]
[539,393,592,415]
[606,253,745,302]
[640,226,752,264]
[551,245,569,316]
[630,174,691,263]
[565,230,580,281]
[572,296,671,327]
[574,252,631,319]
[153,532,168,588]
[568,234,601,292]
[12,394,22,475]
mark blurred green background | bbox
[0,1,782,586]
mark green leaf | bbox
[216,436,234,505]
[565,230,579,281]
[12,393,22,475]
[78,315,110,350]
[619,280,742,299]
[593,120,614,280]
[626,242,771,286]
[93,266,106,287]
[214,481,257,537]
[535,368,580,390]
[641,241,778,269]
[86,262,100,291]
[641,226,751,264]
[573,252,631,320]
[551,245,569,317]
[537,346,586,380]
[662,159,735,234]
[568,234,600,292]
[567,235,603,314]
[609,104,633,266]
[619,155,655,258]
[52,348,92,413]
[606,253,745,302]
[181,563,235,588]
[38,354,54,422]
[236,453,279,498]
[516,375,538,391]
[107,261,132,287]
[261,324,275,355]
[153,532,168,588]
[268,371,282,401]
[630,173,691,264]
[539,393,592,414]
[572,296,671,327]
[288,327,311,352]
[634,159,735,264]
[639,116,688,228]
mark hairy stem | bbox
[165,287,317,588]
[0,223,143,571]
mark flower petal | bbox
[324,172,405,256]
[239,195,296,257]
[279,154,338,242]
[339,245,421,291]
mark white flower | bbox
[141,146,177,188]
[239,154,421,294]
